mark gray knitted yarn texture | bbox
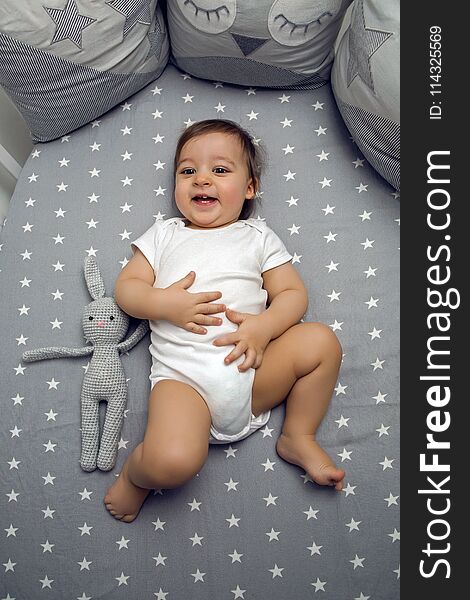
[23,257,149,472]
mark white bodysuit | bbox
[132,217,292,444]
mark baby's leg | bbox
[104,379,211,522]
[251,322,345,490]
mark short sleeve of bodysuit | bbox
[257,221,293,273]
[131,221,164,271]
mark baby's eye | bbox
[181,167,195,175]
[214,167,228,173]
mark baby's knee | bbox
[140,441,207,489]
[298,322,343,364]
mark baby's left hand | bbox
[213,308,273,372]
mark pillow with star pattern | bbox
[166,0,353,89]
[0,0,170,143]
[331,0,400,190]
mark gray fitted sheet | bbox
[1,64,399,599]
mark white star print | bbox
[368,327,382,339]
[263,493,278,506]
[327,289,341,302]
[266,528,281,541]
[376,424,390,437]
[374,391,387,404]
[350,555,365,569]
[116,572,130,585]
[322,204,335,215]
[365,296,379,309]
[311,577,327,591]
[346,518,361,532]
[79,488,93,500]
[325,260,339,272]
[153,553,167,566]
[39,575,54,589]
[228,549,243,563]
[361,238,374,249]
[371,357,385,371]
[189,532,203,546]
[288,224,300,235]
[226,514,240,527]
[323,231,337,243]
[385,492,399,507]
[335,415,350,428]
[286,195,299,206]
[224,478,239,491]
[268,564,284,578]
[364,266,377,277]
[379,457,395,470]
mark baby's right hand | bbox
[161,271,225,334]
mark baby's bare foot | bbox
[104,460,150,523]
[276,433,345,491]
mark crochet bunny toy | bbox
[22,257,149,472]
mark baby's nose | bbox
[96,320,105,328]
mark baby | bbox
[105,119,345,522]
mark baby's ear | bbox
[84,256,106,300]
[246,177,256,200]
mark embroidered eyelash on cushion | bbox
[166,0,352,88]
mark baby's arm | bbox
[114,248,165,320]
[115,248,225,332]
[213,262,307,370]
[258,262,308,341]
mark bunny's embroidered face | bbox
[82,298,129,345]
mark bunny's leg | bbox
[80,389,100,472]
[97,388,127,472]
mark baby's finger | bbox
[197,302,226,315]
[213,332,239,347]
[194,314,224,327]
[193,290,223,304]
[186,322,207,335]
[238,348,257,372]
[223,340,248,365]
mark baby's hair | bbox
[173,119,266,219]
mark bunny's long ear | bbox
[84,256,106,299]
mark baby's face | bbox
[175,132,255,229]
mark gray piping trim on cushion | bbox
[335,97,400,190]
[0,32,166,143]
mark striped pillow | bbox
[332,0,399,190]
[0,0,169,142]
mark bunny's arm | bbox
[117,320,149,354]
[22,346,94,363]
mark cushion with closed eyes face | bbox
[167,0,353,89]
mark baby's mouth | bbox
[192,195,218,205]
